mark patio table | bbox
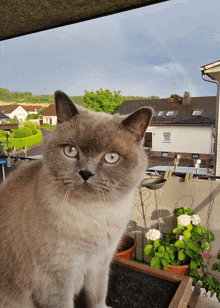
[0,159,6,182]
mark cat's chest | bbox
[51,193,134,242]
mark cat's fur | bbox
[0,91,153,308]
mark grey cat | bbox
[0,91,153,308]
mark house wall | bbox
[147,125,213,158]
[42,116,57,125]
[6,106,28,122]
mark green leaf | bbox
[161,257,169,271]
[174,240,185,248]
[151,256,161,269]
[158,246,165,253]
[189,268,199,278]
[190,260,198,270]
[194,253,204,264]
[186,224,193,231]
[193,226,202,235]
[178,249,186,261]
[204,242,211,252]
[155,252,164,258]
[208,231,215,241]
[171,260,177,266]
[154,239,161,249]
[210,289,215,297]
[188,242,199,253]
[160,240,169,246]
[166,246,174,255]
[144,245,154,256]
[183,230,191,239]
[185,248,195,259]
[191,233,198,241]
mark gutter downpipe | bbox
[201,71,219,176]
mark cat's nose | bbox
[78,169,95,181]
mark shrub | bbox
[0,129,8,137]
[0,129,42,150]
[41,123,55,130]
[26,114,38,120]
[11,127,33,138]
[24,122,38,134]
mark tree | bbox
[10,115,19,124]
[83,89,124,114]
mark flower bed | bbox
[0,129,42,150]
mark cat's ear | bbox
[120,107,153,141]
[54,90,79,124]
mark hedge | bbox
[0,129,43,150]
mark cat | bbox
[0,90,153,308]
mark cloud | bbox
[153,62,183,75]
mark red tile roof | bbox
[23,106,42,112]
[41,104,56,116]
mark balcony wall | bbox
[127,174,220,280]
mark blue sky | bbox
[0,0,220,98]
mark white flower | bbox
[177,214,191,226]
[145,229,161,241]
[191,214,201,225]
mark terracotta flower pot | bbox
[161,264,189,276]
[114,235,137,261]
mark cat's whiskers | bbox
[61,189,70,208]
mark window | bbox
[157,111,164,117]
[192,110,203,117]
[192,153,199,159]
[162,152,168,157]
[163,132,170,142]
[166,111,175,117]
[144,132,152,148]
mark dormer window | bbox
[166,111,176,117]
[192,110,203,117]
[157,111,164,117]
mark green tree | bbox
[83,89,124,114]
[10,115,19,124]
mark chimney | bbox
[182,91,191,106]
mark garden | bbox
[0,122,42,152]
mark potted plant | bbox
[144,207,220,300]
[114,235,137,261]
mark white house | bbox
[41,104,57,125]
[0,105,28,122]
[114,92,216,160]
[23,105,43,115]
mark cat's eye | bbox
[64,145,78,158]
[104,153,120,164]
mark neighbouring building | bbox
[0,112,10,124]
[0,105,28,122]
[114,92,216,160]
[23,105,43,115]
[41,104,57,125]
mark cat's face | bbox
[43,91,153,203]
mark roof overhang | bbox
[200,61,220,82]
[0,0,168,42]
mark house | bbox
[23,106,43,115]
[0,105,28,122]
[0,112,18,130]
[0,112,10,124]
[114,92,216,160]
[41,104,57,125]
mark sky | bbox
[0,0,220,99]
